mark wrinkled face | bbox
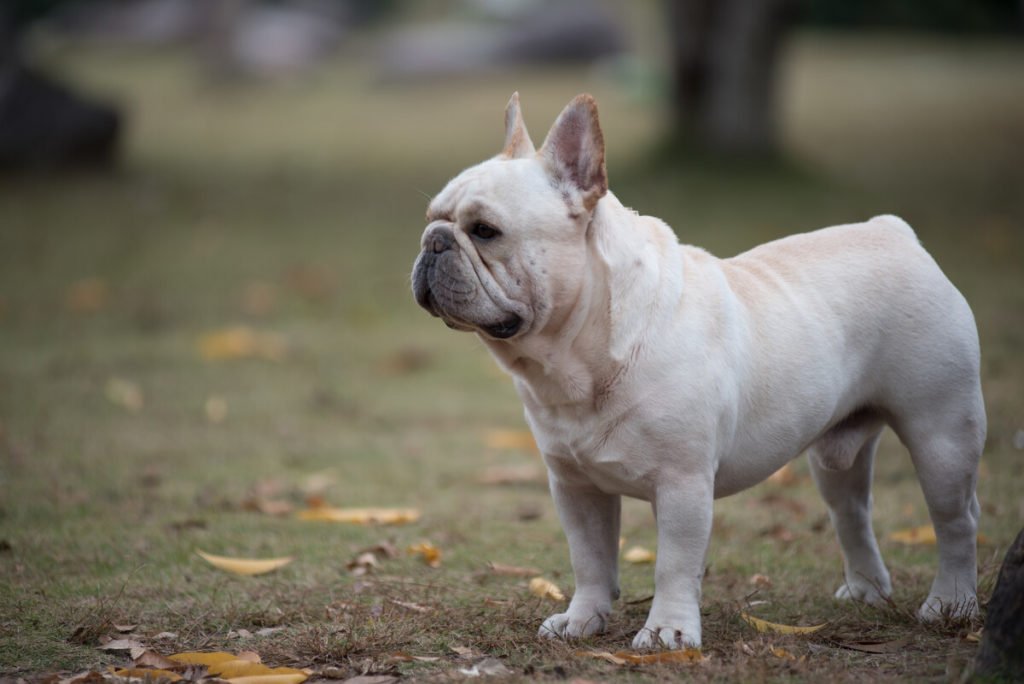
[412,157,587,341]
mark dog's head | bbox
[412,93,608,341]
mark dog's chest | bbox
[525,404,656,500]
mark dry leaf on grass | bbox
[767,462,799,486]
[296,507,421,525]
[483,429,538,451]
[487,562,541,577]
[205,395,228,424]
[66,277,109,313]
[834,637,909,653]
[113,669,182,681]
[888,525,990,546]
[771,647,806,662]
[105,378,144,413]
[529,577,565,601]
[622,546,656,563]
[407,541,441,567]
[576,649,706,665]
[195,550,293,576]
[740,612,826,635]
[198,326,287,362]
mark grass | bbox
[1,26,1023,682]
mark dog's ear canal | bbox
[503,92,536,159]
[540,94,608,212]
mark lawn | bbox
[1,28,1023,682]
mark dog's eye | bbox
[470,223,500,240]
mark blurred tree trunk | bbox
[665,0,799,155]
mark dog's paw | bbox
[538,610,607,640]
[917,594,978,622]
[631,624,701,650]
[834,580,889,606]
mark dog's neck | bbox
[481,192,679,409]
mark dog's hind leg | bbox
[808,415,891,605]
[895,398,984,621]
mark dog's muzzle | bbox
[412,225,523,339]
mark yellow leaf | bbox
[105,378,144,413]
[767,462,798,486]
[888,525,990,546]
[575,649,705,665]
[168,652,240,666]
[226,675,307,684]
[195,550,293,576]
[529,577,565,602]
[618,650,705,665]
[740,612,826,635]
[296,506,420,525]
[622,546,656,563]
[113,669,181,681]
[888,525,937,545]
[407,542,442,567]
[771,647,805,662]
[209,662,307,679]
[483,429,538,451]
[198,326,287,362]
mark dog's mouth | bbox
[482,314,522,340]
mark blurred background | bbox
[2,0,1024,592]
[1,1,1023,670]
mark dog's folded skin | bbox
[412,93,985,650]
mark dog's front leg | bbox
[633,474,713,649]
[539,477,621,640]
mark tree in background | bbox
[663,0,800,156]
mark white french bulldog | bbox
[412,93,985,649]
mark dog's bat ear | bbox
[502,92,536,159]
[540,94,607,212]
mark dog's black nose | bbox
[429,226,455,254]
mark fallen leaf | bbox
[66,277,108,312]
[450,645,479,659]
[195,550,293,576]
[198,326,287,362]
[133,650,183,671]
[623,546,656,563]
[241,281,279,316]
[407,541,441,567]
[113,669,181,681]
[767,462,798,486]
[487,562,541,577]
[459,658,511,677]
[575,649,705,665]
[296,507,421,525]
[390,599,431,613]
[888,525,937,545]
[965,629,983,643]
[740,612,826,635]
[113,624,139,633]
[105,378,144,413]
[168,652,241,666]
[205,395,228,424]
[835,637,909,653]
[98,638,147,652]
[748,573,772,587]
[476,464,544,485]
[529,577,565,602]
[483,429,538,452]
[346,551,379,576]
[771,647,805,662]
